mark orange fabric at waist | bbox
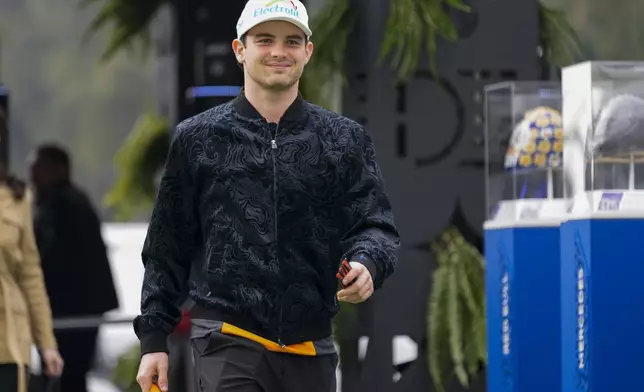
[221,322,317,356]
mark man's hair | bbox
[37,143,71,172]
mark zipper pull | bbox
[271,140,277,149]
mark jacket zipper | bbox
[270,123,286,348]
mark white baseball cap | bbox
[236,0,312,39]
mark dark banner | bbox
[340,0,542,390]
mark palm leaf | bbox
[456,230,487,366]
[458,243,487,367]
[379,0,471,82]
[462,239,487,315]
[539,2,585,69]
[80,0,167,61]
[460,292,480,377]
[457,259,481,376]
[447,258,469,387]
[103,112,171,220]
[428,225,486,391]
[461,242,488,367]
[428,262,450,392]
[300,0,355,108]
[457,258,479,323]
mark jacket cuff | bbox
[140,330,169,356]
[354,253,378,285]
[36,338,58,351]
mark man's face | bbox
[28,154,52,188]
[233,20,314,92]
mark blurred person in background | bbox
[29,144,119,392]
[0,162,63,392]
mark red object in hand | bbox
[336,259,353,288]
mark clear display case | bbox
[484,81,567,223]
[562,61,644,214]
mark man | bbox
[135,1,400,391]
[29,144,119,392]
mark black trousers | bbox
[191,332,338,392]
[0,364,31,392]
[52,327,99,392]
[0,364,21,392]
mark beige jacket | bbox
[0,185,57,390]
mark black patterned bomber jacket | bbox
[134,94,401,354]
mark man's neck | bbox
[244,81,299,124]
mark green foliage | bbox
[103,111,170,221]
[300,0,355,107]
[539,3,585,69]
[378,0,471,82]
[428,226,486,392]
[79,0,166,61]
[111,343,141,392]
[332,301,358,342]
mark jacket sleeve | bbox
[133,124,200,355]
[16,190,57,350]
[340,125,401,290]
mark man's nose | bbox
[270,43,287,57]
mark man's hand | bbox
[137,352,169,392]
[41,348,64,377]
[337,261,374,303]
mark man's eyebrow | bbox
[253,33,305,41]
[254,33,276,39]
[286,35,305,41]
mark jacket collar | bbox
[233,89,307,123]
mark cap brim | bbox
[238,16,312,39]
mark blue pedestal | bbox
[485,224,561,392]
[560,218,644,392]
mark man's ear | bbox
[232,39,246,65]
[304,41,314,65]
